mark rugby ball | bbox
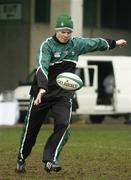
[56,72,83,91]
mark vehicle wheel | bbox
[124,114,131,124]
[89,115,105,124]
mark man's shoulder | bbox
[44,36,53,43]
[40,37,54,47]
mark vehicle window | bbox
[88,68,94,86]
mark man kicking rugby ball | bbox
[16,14,127,173]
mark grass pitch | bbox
[0,123,131,180]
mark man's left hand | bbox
[34,88,46,106]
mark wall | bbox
[0,0,30,91]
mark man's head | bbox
[55,15,73,32]
[55,15,73,43]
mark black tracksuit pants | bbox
[18,96,72,163]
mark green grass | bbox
[0,123,131,180]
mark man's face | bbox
[56,30,73,43]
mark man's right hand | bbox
[34,88,46,106]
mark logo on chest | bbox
[54,51,75,57]
[54,52,61,58]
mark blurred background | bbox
[0,0,131,125]
[0,0,131,91]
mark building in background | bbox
[0,0,131,91]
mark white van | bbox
[14,56,131,123]
[74,55,131,123]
